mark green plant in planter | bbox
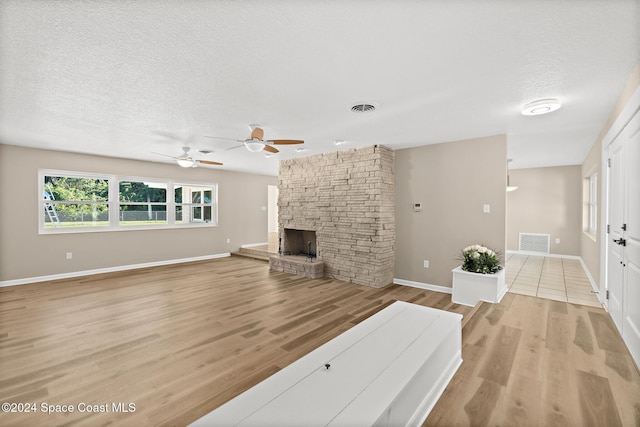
[458,244,503,274]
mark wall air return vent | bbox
[518,233,550,254]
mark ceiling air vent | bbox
[350,103,377,113]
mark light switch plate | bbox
[483,204,490,213]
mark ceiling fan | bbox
[204,125,304,154]
[152,147,223,168]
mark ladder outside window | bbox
[44,186,60,226]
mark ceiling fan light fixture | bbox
[245,141,265,152]
[521,98,561,116]
[177,157,195,168]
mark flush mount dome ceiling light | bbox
[521,98,562,116]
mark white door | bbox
[622,109,640,366]
[606,107,640,368]
[607,135,625,331]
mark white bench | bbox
[190,301,462,427]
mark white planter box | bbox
[451,266,507,307]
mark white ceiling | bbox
[1,1,638,176]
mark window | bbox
[119,180,168,226]
[40,170,217,233]
[175,184,214,224]
[42,174,110,229]
[583,172,597,237]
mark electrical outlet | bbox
[226,238,230,244]
[483,204,490,214]
[423,260,429,268]
[66,252,73,260]
[555,238,560,244]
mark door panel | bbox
[607,134,625,331]
[622,110,640,365]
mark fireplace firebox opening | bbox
[282,228,317,259]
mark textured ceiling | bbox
[0,0,638,175]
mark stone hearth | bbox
[269,255,325,279]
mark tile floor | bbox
[506,253,602,307]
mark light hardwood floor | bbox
[1,257,638,426]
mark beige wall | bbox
[581,63,640,287]
[506,166,582,256]
[0,144,277,282]
[395,134,507,288]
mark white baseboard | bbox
[0,253,231,288]
[394,278,452,294]
[578,258,601,299]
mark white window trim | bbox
[582,170,597,240]
[588,172,597,235]
[39,169,218,234]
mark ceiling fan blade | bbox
[269,139,304,145]
[197,160,223,166]
[151,151,178,160]
[225,144,245,151]
[250,127,264,140]
[204,135,243,142]
[263,145,279,153]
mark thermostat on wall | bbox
[413,203,422,212]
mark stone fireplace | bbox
[271,145,395,288]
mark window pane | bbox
[119,181,167,203]
[174,183,216,225]
[119,181,167,227]
[119,205,167,225]
[175,184,213,204]
[43,203,109,228]
[44,176,108,202]
[43,175,109,229]
[192,206,202,219]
